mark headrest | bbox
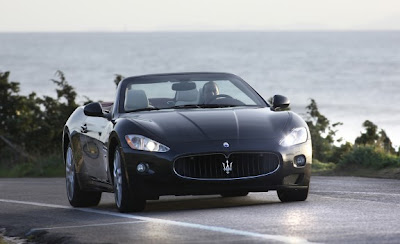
[176,89,199,102]
[124,89,149,111]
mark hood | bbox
[121,107,290,143]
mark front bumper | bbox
[120,139,312,199]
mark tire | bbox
[221,192,249,197]
[277,187,309,202]
[65,144,102,207]
[113,147,146,212]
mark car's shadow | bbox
[97,193,283,213]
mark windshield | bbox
[121,73,267,112]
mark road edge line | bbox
[0,198,316,244]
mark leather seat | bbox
[175,89,199,106]
[124,89,150,111]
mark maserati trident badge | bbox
[223,142,229,148]
[222,159,233,174]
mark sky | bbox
[0,0,400,32]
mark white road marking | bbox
[0,198,316,244]
[26,221,146,235]
[311,191,400,197]
[0,199,70,209]
[316,194,400,205]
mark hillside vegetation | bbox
[0,71,399,178]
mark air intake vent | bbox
[174,152,280,180]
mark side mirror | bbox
[84,102,104,117]
[272,95,290,110]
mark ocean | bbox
[0,32,399,147]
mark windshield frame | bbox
[116,72,268,114]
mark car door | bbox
[81,116,110,183]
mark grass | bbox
[312,159,400,179]
[311,146,400,179]
[332,165,400,179]
[311,159,337,175]
[0,154,64,177]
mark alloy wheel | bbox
[65,146,75,201]
[113,149,123,208]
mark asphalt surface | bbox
[0,176,399,244]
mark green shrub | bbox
[311,159,337,174]
[0,154,64,177]
[339,146,400,169]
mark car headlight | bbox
[280,127,307,147]
[125,135,170,152]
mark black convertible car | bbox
[63,72,312,212]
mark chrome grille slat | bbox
[174,153,280,180]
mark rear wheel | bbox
[113,147,146,212]
[65,144,101,207]
[277,188,309,202]
[221,192,249,197]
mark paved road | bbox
[0,176,399,243]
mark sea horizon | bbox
[1,31,399,147]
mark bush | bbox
[339,146,400,169]
[0,154,64,177]
[311,159,337,174]
[304,99,343,163]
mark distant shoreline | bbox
[1,30,400,34]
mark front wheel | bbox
[65,144,101,207]
[277,188,309,202]
[113,147,146,212]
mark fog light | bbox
[137,163,148,173]
[294,155,306,167]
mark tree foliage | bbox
[304,99,342,162]
[303,100,398,167]
[355,120,379,146]
[114,74,125,87]
[355,120,396,154]
[0,70,79,161]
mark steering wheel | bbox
[206,94,233,104]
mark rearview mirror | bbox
[272,95,290,110]
[84,102,104,117]
[172,82,196,91]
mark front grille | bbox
[173,153,280,179]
